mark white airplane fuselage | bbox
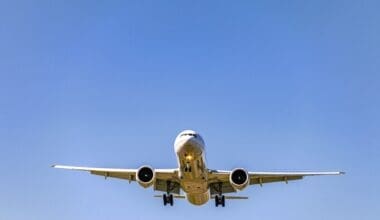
[174,130,209,205]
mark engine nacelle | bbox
[229,168,249,191]
[136,166,155,188]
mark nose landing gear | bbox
[184,163,192,172]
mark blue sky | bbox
[0,1,379,219]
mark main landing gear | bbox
[215,195,225,207]
[213,182,225,207]
[163,181,175,206]
[163,194,173,206]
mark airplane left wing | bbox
[208,169,344,195]
[52,165,138,181]
[52,165,180,193]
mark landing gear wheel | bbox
[163,194,168,206]
[169,194,174,206]
[163,194,174,206]
[215,195,225,207]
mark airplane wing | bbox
[208,170,344,195]
[247,171,344,185]
[52,165,180,193]
[52,165,138,181]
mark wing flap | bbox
[154,178,181,194]
[90,170,136,180]
[250,175,303,185]
[209,182,236,195]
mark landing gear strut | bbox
[163,194,173,206]
[213,182,225,207]
[163,181,175,206]
[184,163,192,172]
[215,195,225,207]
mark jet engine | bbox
[229,168,249,191]
[136,166,155,188]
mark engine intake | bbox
[229,168,249,190]
[136,166,155,188]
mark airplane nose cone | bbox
[174,136,204,154]
[183,136,197,145]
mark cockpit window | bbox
[180,133,197,138]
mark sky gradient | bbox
[0,1,379,220]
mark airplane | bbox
[53,129,344,207]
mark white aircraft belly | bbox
[175,140,209,205]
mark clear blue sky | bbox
[0,1,379,219]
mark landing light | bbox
[185,155,193,160]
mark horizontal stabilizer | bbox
[154,194,186,199]
[211,195,248,199]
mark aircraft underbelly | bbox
[181,180,208,193]
[175,137,210,205]
[181,177,209,205]
[186,192,209,205]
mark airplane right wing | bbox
[208,169,344,195]
[247,171,344,185]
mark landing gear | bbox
[215,195,225,207]
[163,194,174,206]
[163,181,175,206]
[213,182,225,207]
[184,163,192,172]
